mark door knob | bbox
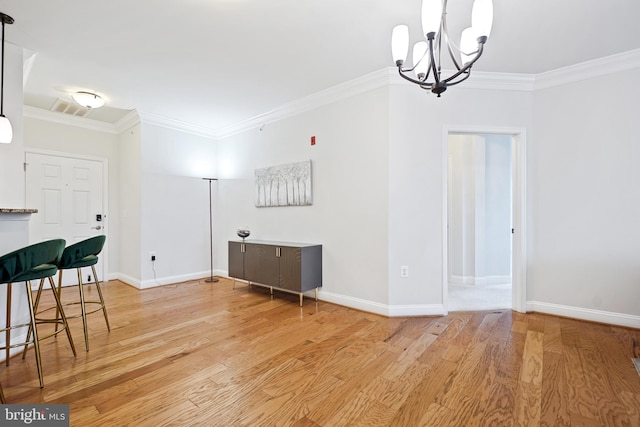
[92,225,102,230]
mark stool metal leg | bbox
[76,268,90,352]
[23,277,77,360]
[47,276,77,357]
[91,265,110,332]
[24,280,44,388]
[5,283,10,366]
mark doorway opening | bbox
[443,128,526,313]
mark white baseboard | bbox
[108,272,640,328]
[113,270,218,289]
[318,290,446,317]
[449,274,511,286]
[527,301,640,329]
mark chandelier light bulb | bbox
[391,25,409,65]
[390,0,493,96]
[412,41,430,78]
[460,27,478,65]
[472,0,494,38]
[421,0,443,37]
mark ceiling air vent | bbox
[51,98,91,118]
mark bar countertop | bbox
[0,208,38,214]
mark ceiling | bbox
[1,0,639,134]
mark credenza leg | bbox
[233,278,235,289]
[299,293,303,307]
[315,288,318,302]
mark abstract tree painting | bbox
[255,160,312,207]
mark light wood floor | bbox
[2,278,640,426]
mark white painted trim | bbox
[115,273,141,289]
[442,127,528,314]
[314,291,390,316]
[215,68,393,139]
[534,48,640,91]
[114,110,141,133]
[136,111,218,139]
[318,291,445,317]
[527,301,640,329]
[449,275,511,286]
[22,49,639,142]
[23,105,120,134]
[24,149,110,289]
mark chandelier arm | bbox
[443,70,472,87]
[446,39,463,71]
[427,36,441,87]
[397,67,434,88]
[441,42,485,85]
[440,8,463,71]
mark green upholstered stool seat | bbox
[0,239,76,392]
[55,235,110,352]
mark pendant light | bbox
[0,12,14,144]
[391,0,494,97]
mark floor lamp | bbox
[203,178,219,283]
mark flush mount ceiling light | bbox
[72,91,105,109]
[0,12,14,144]
[391,0,493,97]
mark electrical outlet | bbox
[400,266,409,278]
[150,251,156,262]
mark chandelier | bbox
[391,0,493,97]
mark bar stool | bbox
[0,239,76,389]
[54,235,110,352]
[0,381,5,403]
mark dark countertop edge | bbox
[0,208,38,214]
[229,239,321,247]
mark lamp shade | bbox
[460,27,478,65]
[472,0,493,38]
[72,91,105,109]
[391,25,409,65]
[412,41,430,78]
[0,115,12,143]
[421,0,443,36]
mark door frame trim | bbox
[442,126,527,313]
[24,148,110,282]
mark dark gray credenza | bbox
[228,240,322,306]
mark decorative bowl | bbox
[237,228,250,239]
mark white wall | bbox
[216,87,390,308]
[530,67,640,320]
[139,123,216,287]
[388,86,533,313]
[118,123,142,282]
[23,116,121,276]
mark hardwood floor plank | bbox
[3,279,640,426]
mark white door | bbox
[25,152,106,287]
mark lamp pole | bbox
[203,178,218,283]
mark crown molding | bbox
[23,105,120,134]
[214,68,393,139]
[114,110,141,133]
[136,110,218,139]
[534,48,640,91]
[388,68,536,92]
[24,49,640,141]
